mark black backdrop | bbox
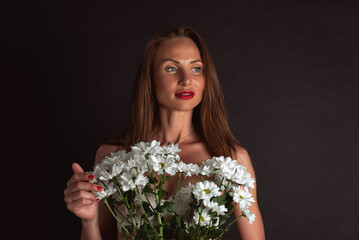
[2,1,359,239]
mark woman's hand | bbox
[64,163,102,221]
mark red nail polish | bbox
[97,186,103,191]
[88,175,95,180]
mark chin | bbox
[158,104,197,113]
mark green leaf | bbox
[149,177,158,184]
[135,223,157,240]
[143,185,154,194]
[158,189,168,200]
[162,201,175,213]
[171,214,185,240]
[212,194,227,205]
[187,226,196,239]
[189,200,197,209]
[163,175,170,182]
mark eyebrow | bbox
[160,58,202,64]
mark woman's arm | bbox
[232,146,265,240]
[64,144,120,240]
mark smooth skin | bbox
[64,37,265,239]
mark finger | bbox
[64,181,102,196]
[72,162,85,173]
[64,189,97,204]
[66,198,96,213]
[66,172,94,187]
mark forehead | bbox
[154,37,202,63]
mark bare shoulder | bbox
[233,145,250,164]
[232,145,265,239]
[233,145,255,177]
[94,144,122,165]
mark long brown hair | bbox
[115,26,240,157]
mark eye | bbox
[166,66,177,72]
[192,66,201,73]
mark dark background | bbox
[2,0,359,239]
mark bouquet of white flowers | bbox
[89,140,256,240]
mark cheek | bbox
[196,78,205,98]
[154,73,175,98]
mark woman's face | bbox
[153,37,205,113]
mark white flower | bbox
[92,151,128,181]
[231,165,255,189]
[88,141,257,232]
[131,140,162,159]
[202,159,216,172]
[92,163,113,181]
[174,184,194,216]
[134,173,149,189]
[184,163,200,177]
[112,162,125,176]
[149,154,177,175]
[108,149,128,161]
[94,181,116,199]
[205,201,228,216]
[121,153,147,173]
[230,186,255,210]
[177,161,188,173]
[192,180,221,204]
[119,169,149,191]
[209,156,225,169]
[243,209,256,224]
[161,143,182,161]
[193,208,211,227]
[199,165,212,176]
[231,165,245,184]
[242,172,255,189]
[216,157,238,180]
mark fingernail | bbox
[88,175,95,180]
[97,186,103,191]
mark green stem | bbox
[148,171,165,239]
[203,213,215,239]
[104,198,134,239]
[134,187,159,236]
[157,211,163,240]
[173,172,182,202]
[143,190,155,212]
[151,172,164,240]
[113,205,132,226]
[113,178,138,230]
[218,213,245,239]
[218,202,238,227]
[225,180,231,192]
[159,171,165,202]
[195,205,204,238]
[219,177,224,190]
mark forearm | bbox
[81,219,102,240]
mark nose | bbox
[178,70,192,86]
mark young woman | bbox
[64,26,265,240]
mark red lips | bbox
[175,91,195,100]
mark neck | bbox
[153,107,195,144]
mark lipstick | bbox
[175,91,194,100]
